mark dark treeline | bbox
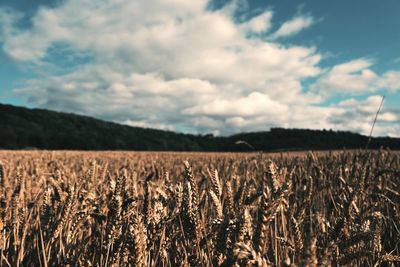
[1,103,399,151]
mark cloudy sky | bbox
[0,0,399,136]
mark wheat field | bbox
[0,150,399,266]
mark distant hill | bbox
[1,103,399,151]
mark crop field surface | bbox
[0,150,399,267]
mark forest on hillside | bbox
[1,103,399,151]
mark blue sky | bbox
[0,0,399,136]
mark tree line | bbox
[1,103,399,151]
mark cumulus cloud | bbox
[312,59,400,96]
[329,96,399,137]
[0,0,399,136]
[269,15,314,39]
[240,10,273,34]
[377,71,400,91]
[184,92,288,116]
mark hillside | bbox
[1,103,399,151]
[0,103,201,150]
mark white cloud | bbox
[338,95,382,113]
[269,15,314,39]
[312,59,400,96]
[377,71,400,91]
[379,112,398,122]
[0,8,23,45]
[124,120,175,131]
[240,10,273,33]
[0,0,399,136]
[184,92,288,117]
[329,96,399,137]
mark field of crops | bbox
[0,150,399,266]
